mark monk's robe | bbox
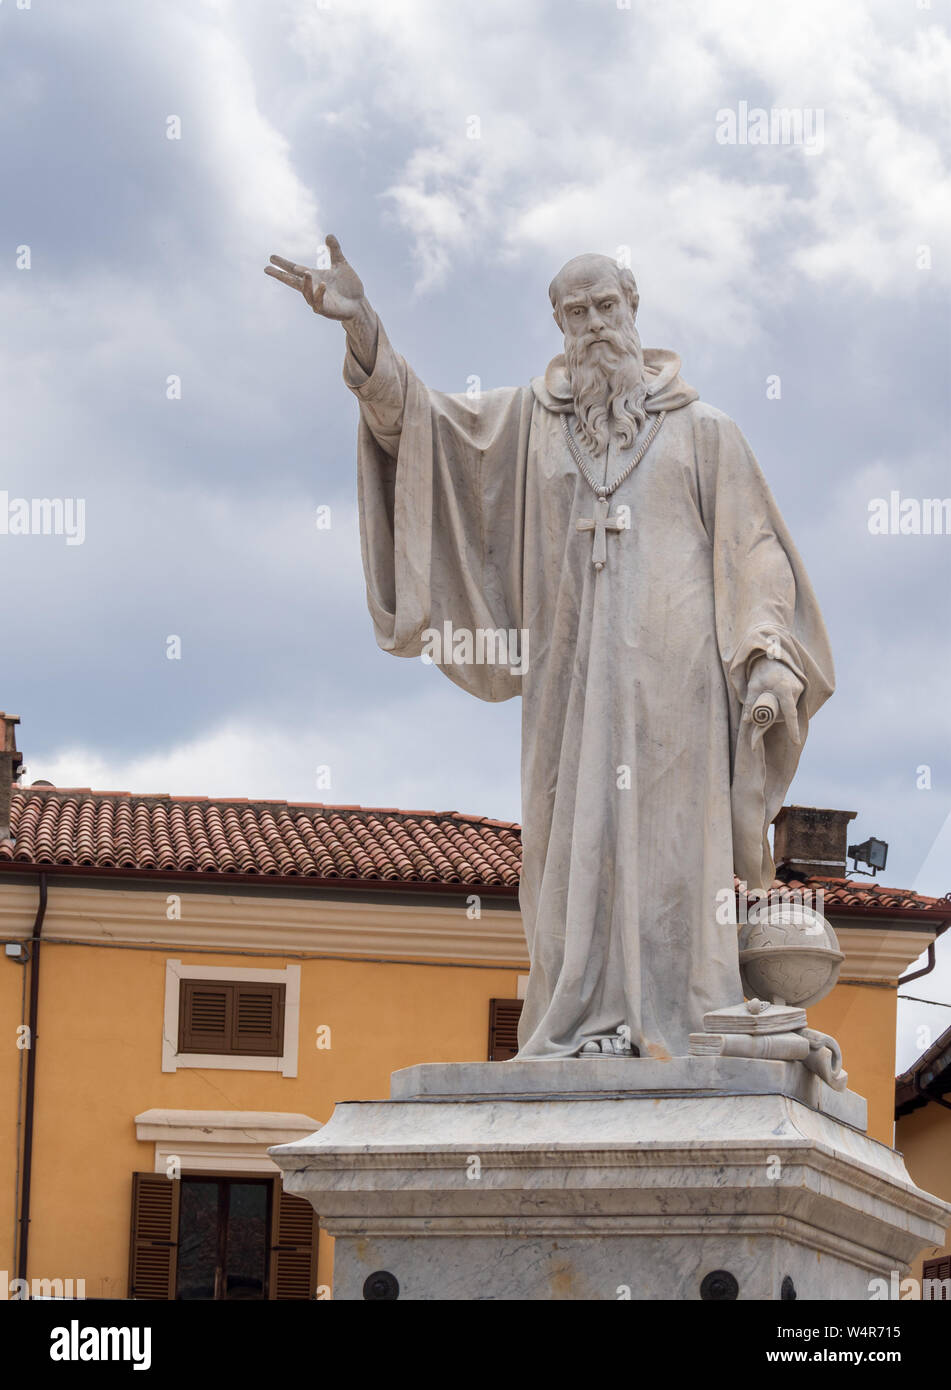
[345,324,834,1059]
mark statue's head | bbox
[548,254,647,457]
[548,253,639,333]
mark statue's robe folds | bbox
[346,326,834,1059]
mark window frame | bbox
[129,1169,319,1300]
[162,960,301,1076]
[175,1173,274,1301]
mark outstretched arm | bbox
[266,234,408,454]
[265,234,379,373]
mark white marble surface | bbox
[327,1232,880,1302]
[388,1056,867,1128]
[270,1087,950,1301]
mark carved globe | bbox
[738,902,844,1009]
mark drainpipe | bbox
[897,943,946,1125]
[16,872,47,1287]
[898,941,936,987]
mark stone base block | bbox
[270,1060,950,1301]
[390,1056,867,1127]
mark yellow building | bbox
[896,1023,951,1292]
[1,713,948,1299]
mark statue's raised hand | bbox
[265,235,365,320]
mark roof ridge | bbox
[897,1020,951,1085]
[11,785,521,828]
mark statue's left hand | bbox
[744,656,804,746]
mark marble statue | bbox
[266,239,835,1063]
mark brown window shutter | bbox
[923,1254,951,1299]
[488,998,523,1060]
[179,980,233,1053]
[234,983,285,1057]
[178,979,285,1057]
[269,1179,318,1299]
[128,1172,180,1299]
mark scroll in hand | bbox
[747,691,778,748]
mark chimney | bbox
[772,805,857,880]
[0,713,23,843]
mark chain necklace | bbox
[561,411,667,570]
[561,410,666,499]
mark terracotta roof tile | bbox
[778,872,950,915]
[0,787,523,890]
[1,786,948,916]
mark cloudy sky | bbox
[2,0,948,1063]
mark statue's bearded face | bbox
[551,259,648,458]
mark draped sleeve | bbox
[698,411,835,890]
[344,321,534,702]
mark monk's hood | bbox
[531,348,698,415]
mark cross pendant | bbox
[576,496,624,570]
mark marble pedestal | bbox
[269,1059,950,1301]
